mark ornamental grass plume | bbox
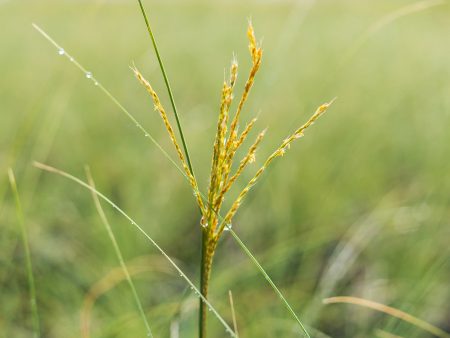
[132,21,333,337]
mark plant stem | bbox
[199,231,208,338]
[135,4,214,335]
[199,231,217,338]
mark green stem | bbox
[199,231,208,338]
[136,0,195,176]
[135,4,212,335]
[199,230,217,338]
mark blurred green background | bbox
[1,0,449,337]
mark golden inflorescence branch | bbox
[132,19,333,276]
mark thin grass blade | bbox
[32,23,187,182]
[228,290,239,338]
[8,168,41,338]
[228,227,310,338]
[85,166,153,338]
[323,296,450,338]
[136,0,195,176]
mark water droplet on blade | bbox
[85,71,92,79]
[58,48,65,55]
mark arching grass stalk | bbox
[85,166,153,338]
[341,0,445,66]
[323,296,450,338]
[8,169,41,338]
[33,162,237,337]
[30,23,186,181]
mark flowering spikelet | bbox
[213,128,266,213]
[217,100,334,235]
[206,73,234,222]
[235,117,258,150]
[219,116,258,190]
[131,66,205,213]
[225,20,262,157]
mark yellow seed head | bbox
[132,66,205,213]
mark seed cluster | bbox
[132,22,333,313]
[133,21,333,241]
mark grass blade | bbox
[33,161,236,337]
[8,168,41,338]
[228,227,310,338]
[323,296,450,338]
[84,166,153,338]
[31,23,187,183]
[136,0,195,177]
[375,329,405,338]
[228,291,239,338]
[342,0,445,64]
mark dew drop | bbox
[69,56,74,62]
[144,133,150,138]
[200,216,208,228]
[94,81,99,86]
[224,223,232,231]
[58,48,65,55]
[85,71,92,79]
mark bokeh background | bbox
[1,0,449,337]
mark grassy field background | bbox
[1,0,449,337]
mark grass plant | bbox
[132,18,333,337]
[13,0,447,337]
[32,17,333,337]
[32,11,334,335]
